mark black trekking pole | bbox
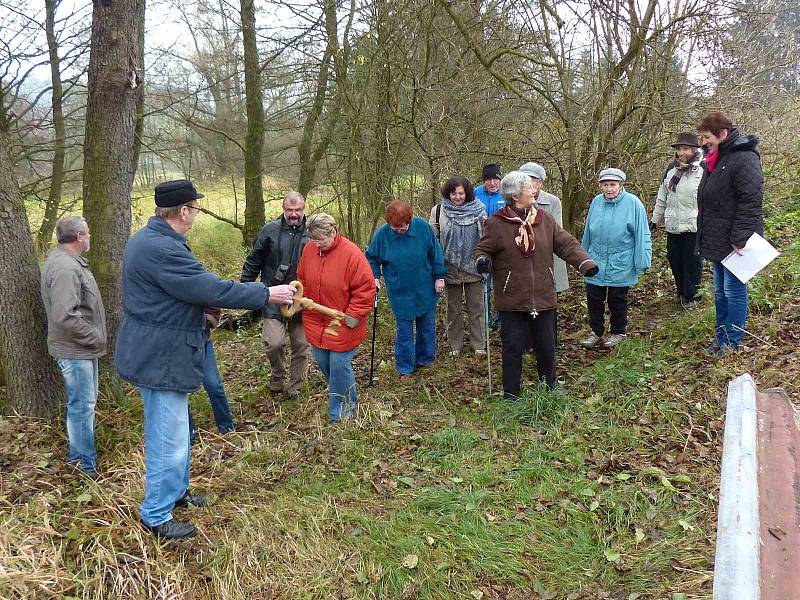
[483,277,492,397]
[369,289,379,386]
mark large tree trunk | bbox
[240,0,265,247]
[0,131,65,418]
[36,0,67,252]
[82,0,145,360]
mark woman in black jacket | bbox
[696,111,763,357]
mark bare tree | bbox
[35,0,67,251]
[436,0,710,227]
[239,0,265,246]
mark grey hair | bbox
[500,171,533,203]
[307,212,337,239]
[155,204,186,219]
[56,216,87,244]
[284,191,305,206]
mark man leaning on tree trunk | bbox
[41,216,107,480]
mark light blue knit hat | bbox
[597,167,626,182]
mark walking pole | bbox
[369,289,379,386]
[484,277,492,396]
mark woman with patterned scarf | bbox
[474,171,598,399]
[650,132,704,307]
[430,175,488,356]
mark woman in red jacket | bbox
[297,213,376,421]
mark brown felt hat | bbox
[671,132,701,148]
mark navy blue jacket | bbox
[115,217,269,392]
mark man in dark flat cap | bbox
[116,179,295,540]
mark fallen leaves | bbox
[401,553,419,569]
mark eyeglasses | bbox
[184,204,202,212]
[310,230,336,243]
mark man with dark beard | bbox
[241,192,310,400]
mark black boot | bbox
[142,518,197,539]
[174,490,208,508]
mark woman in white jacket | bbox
[651,132,704,306]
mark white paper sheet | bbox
[720,232,779,284]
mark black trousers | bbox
[586,284,629,336]
[499,310,556,397]
[666,232,703,301]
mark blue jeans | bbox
[139,387,190,527]
[56,358,99,473]
[189,340,236,441]
[712,261,749,348]
[394,307,436,375]
[311,346,357,422]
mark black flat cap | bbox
[155,179,205,207]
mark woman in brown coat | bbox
[475,171,598,399]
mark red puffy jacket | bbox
[297,235,375,352]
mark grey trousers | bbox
[261,317,310,393]
[445,281,486,353]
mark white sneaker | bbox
[602,333,627,348]
[579,332,602,348]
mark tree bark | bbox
[240,0,265,247]
[82,0,145,360]
[36,0,67,252]
[0,130,65,418]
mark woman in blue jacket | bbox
[366,200,446,380]
[580,168,652,349]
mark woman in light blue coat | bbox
[579,168,652,349]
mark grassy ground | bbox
[2,196,799,599]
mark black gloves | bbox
[648,221,657,232]
[585,265,599,277]
[475,255,492,274]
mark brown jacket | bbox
[475,209,596,313]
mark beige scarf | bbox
[496,205,540,257]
